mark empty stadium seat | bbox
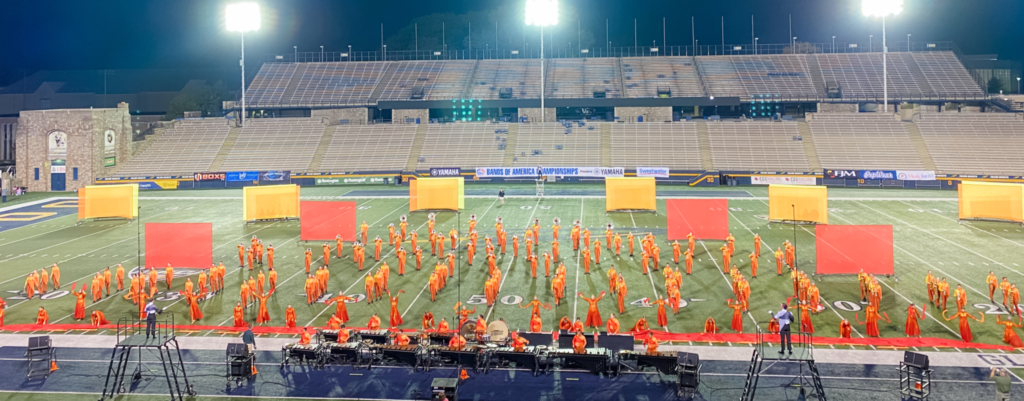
[514,123,602,166]
[114,120,231,176]
[417,123,508,169]
[697,55,818,99]
[546,59,622,99]
[816,53,924,98]
[219,119,326,172]
[378,61,475,100]
[289,62,390,105]
[809,113,924,170]
[470,59,542,99]
[708,121,809,171]
[917,113,1024,175]
[912,52,985,97]
[319,125,417,172]
[610,123,702,169]
[620,57,704,98]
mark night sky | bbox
[0,0,1020,86]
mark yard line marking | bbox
[483,197,538,323]
[0,198,175,250]
[856,201,1024,277]
[903,201,1024,252]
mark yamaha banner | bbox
[475,167,625,178]
[429,167,462,177]
[226,171,260,182]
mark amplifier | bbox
[677,352,699,369]
[431,377,458,401]
[903,351,929,370]
[226,343,249,357]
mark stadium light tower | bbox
[526,0,557,123]
[226,2,260,127]
[863,0,903,113]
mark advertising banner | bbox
[636,167,670,178]
[260,171,291,181]
[193,172,226,182]
[824,169,858,179]
[226,171,260,182]
[429,167,462,177]
[315,177,387,186]
[896,170,936,181]
[104,157,116,167]
[475,167,625,178]
[859,170,898,180]
[104,129,116,156]
[751,175,816,185]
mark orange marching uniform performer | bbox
[422,312,435,330]
[653,296,669,327]
[720,244,731,272]
[632,316,650,332]
[905,303,926,337]
[115,264,124,291]
[165,264,174,290]
[51,264,61,289]
[775,248,784,276]
[72,283,88,320]
[839,319,852,338]
[703,317,718,334]
[572,331,588,354]
[529,315,543,332]
[749,253,758,278]
[944,309,983,343]
[322,243,331,267]
[285,305,297,328]
[254,291,272,325]
[387,290,405,328]
[578,292,606,327]
[325,293,356,325]
[267,245,275,270]
[987,271,998,301]
[606,314,620,334]
[238,243,246,267]
[179,290,204,323]
[727,299,745,332]
[995,315,1024,347]
[24,273,37,299]
[336,235,345,258]
[643,332,659,354]
[36,307,50,325]
[233,302,246,327]
[367,314,382,330]
[91,311,109,326]
[856,305,889,337]
[305,248,313,273]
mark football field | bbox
[1,183,1022,351]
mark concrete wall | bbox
[614,106,672,122]
[816,103,858,113]
[15,103,132,192]
[518,108,557,123]
[392,109,429,123]
[311,107,371,124]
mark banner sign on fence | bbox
[226,171,260,182]
[194,172,226,182]
[429,167,462,177]
[751,175,817,185]
[315,177,387,186]
[859,170,898,180]
[260,171,291,181]
[825,169,858,179]
[896,170,936,181]
[637,167,670,178]
[475,167,625,178]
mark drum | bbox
[460,322,478,341]
[487,320,510,343]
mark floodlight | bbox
[226,3,261,32]
[862,0,902,17]
[525,0,558,27]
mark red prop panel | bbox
[300,201,357,242]
[815,225,894,275]
[666,199,729,240]
[145,223,212,268]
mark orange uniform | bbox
[578,292,605,327]
[285,306,297,328]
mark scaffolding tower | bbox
[100,315,195,401]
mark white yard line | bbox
[571,198,585,321]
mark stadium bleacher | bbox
[809,113,925,170]
[911,52,985,97]
[707,121,810,172]
[513,123,602,166]
[469,59,542,99]
[417,123,508,169]
[246,63,298,106]
[288,62,390,105]
[546,58,622,98]
[610,123,703,169]
[115,120,231,176]
[916,113,1024,175]
[378,60,476,100]
[697,55,819,99]
[219,119,326,172]
[318,125,417,172]
[620,57,704,98]
[816,53,924,98]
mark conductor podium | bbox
[740,326,826,401]
[100,316,195,401]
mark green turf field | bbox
[1,183,1022,350]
